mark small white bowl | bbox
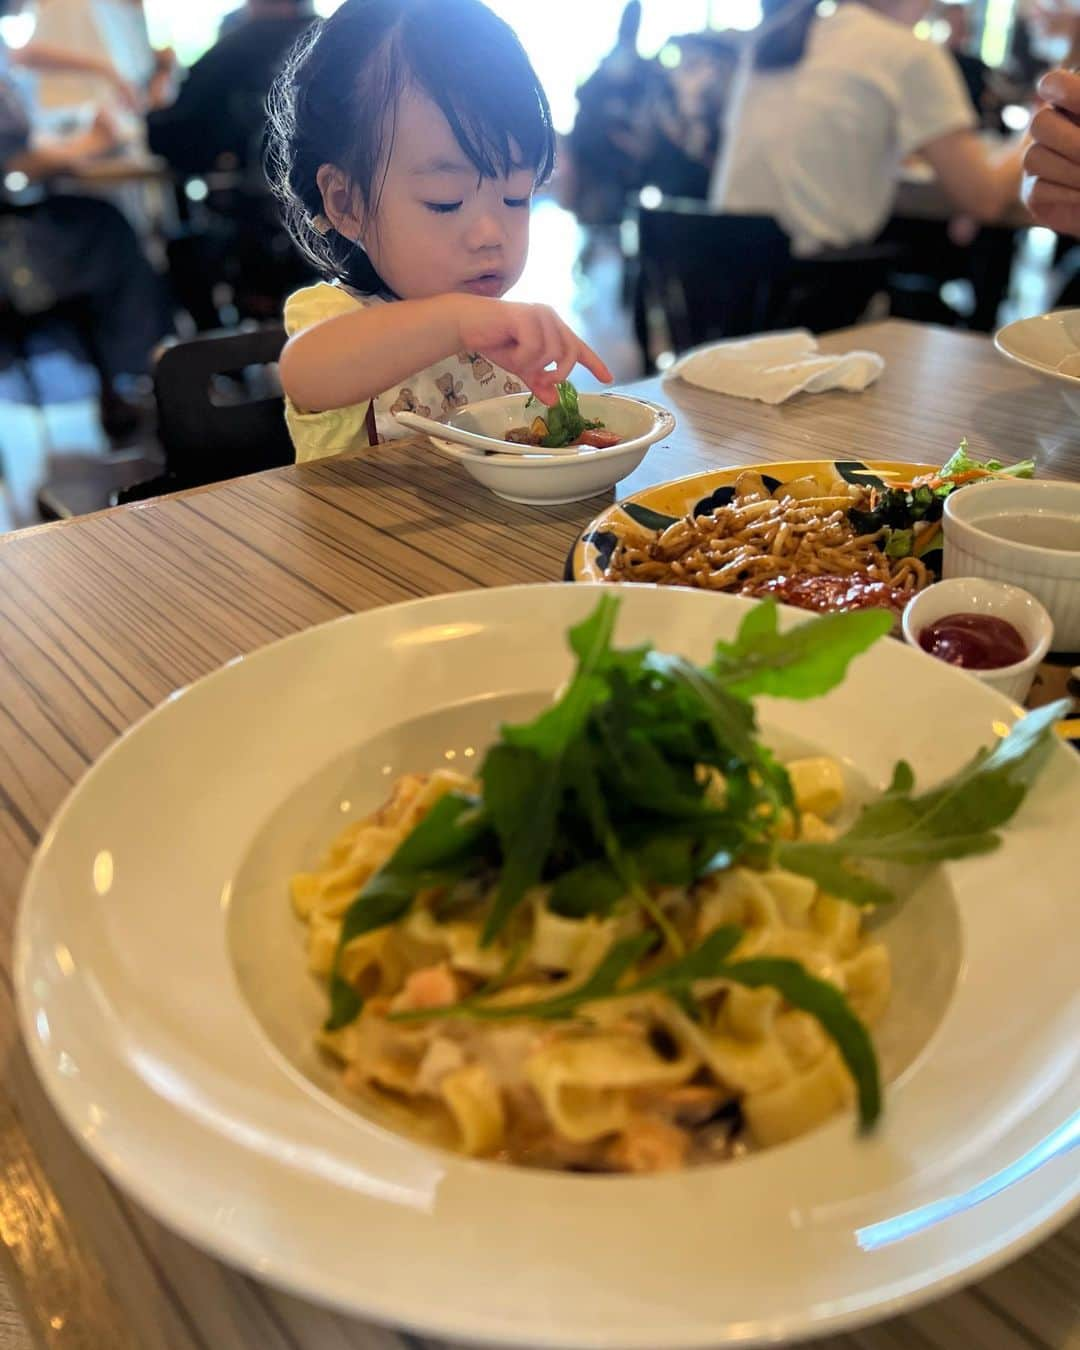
[994,310,1080,415]
[942,479,1080,651]
[902,577,1053,702]
[418,392,675,505]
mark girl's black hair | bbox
[266,0,556,294]
[754,0,818,70]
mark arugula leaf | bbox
[480,743,563,943]
[630,925,743,991]
[392,930,746,1025]
[325,792,490,1029]
[390,925,878,1129]
[502,596,618,757]
[777,701,1068,906]
[549,858,626,918]
[710,601,893,702]
[548,833,700,920]
[391,932,658,1023]
[717,958,881,1129]
[481,596,619,943]
[645,650,761,764]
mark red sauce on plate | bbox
[742,572,911,617]
[918,613,1028,670]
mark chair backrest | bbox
[153,323,293,486]
[635,199,791,354]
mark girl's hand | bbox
[456,298,613,404]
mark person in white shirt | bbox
[712,0,1026,258]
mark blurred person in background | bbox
[938,2,1008,130]
[145,0,318,328]
[3,12,140,109]
[644,33,738,200]
[146,0,316,174]
[714,0,1027,265]
[564,1,658,225]
[0,0,171,435]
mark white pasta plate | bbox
[15,583,1080,1349]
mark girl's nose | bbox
[464,211,507,252]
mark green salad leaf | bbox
[392,925,881,1129]
[717,958,881,1129]
[777,700,1068,905]
[480,596,619,944]
[710,601,894,701]
[533,381,603,448]
[940,441,1035,480]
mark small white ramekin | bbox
[902,576,1053,703]
[942,479,1080,652]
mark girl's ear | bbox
[316,164,367,243]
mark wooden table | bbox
[1,321,1078,1350]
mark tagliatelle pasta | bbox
[292,763,891,1172]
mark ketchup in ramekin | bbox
[917,613,1028,670]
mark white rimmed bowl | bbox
[901,577,1053,703]
[413,392,676,505]
[943,479,1080,652]
[14,583,1080,1349]
[994,310,1080,414]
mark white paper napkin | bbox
[664,330,885,405]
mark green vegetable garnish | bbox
[777,700,1068,906]
[939,441,1035,481]
[848,441,1036,557]
[392,925,882,1129]
[528,381,602,448]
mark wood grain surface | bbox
[1,321,1077,1350]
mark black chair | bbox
[633,200,790,362]
[632,196,905,370]
[118,322,292,504]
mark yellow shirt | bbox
[283,282,525,464]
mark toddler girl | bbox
[267,0,612,461]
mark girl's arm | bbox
[279,293,612,414]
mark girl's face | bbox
[319,89,535,299]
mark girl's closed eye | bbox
[503,195,531,209]
[424,200,464,214]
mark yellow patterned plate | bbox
[567,458,940,582]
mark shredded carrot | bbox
[892,468,993,492]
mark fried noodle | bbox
[602,474,932,596]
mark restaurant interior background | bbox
[0,0,1069,532]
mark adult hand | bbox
[1023,69,1080,234]
[108,71,142,111]
[82,105,125,159]
[457,299,613,405]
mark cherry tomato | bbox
[575,429,622,449]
